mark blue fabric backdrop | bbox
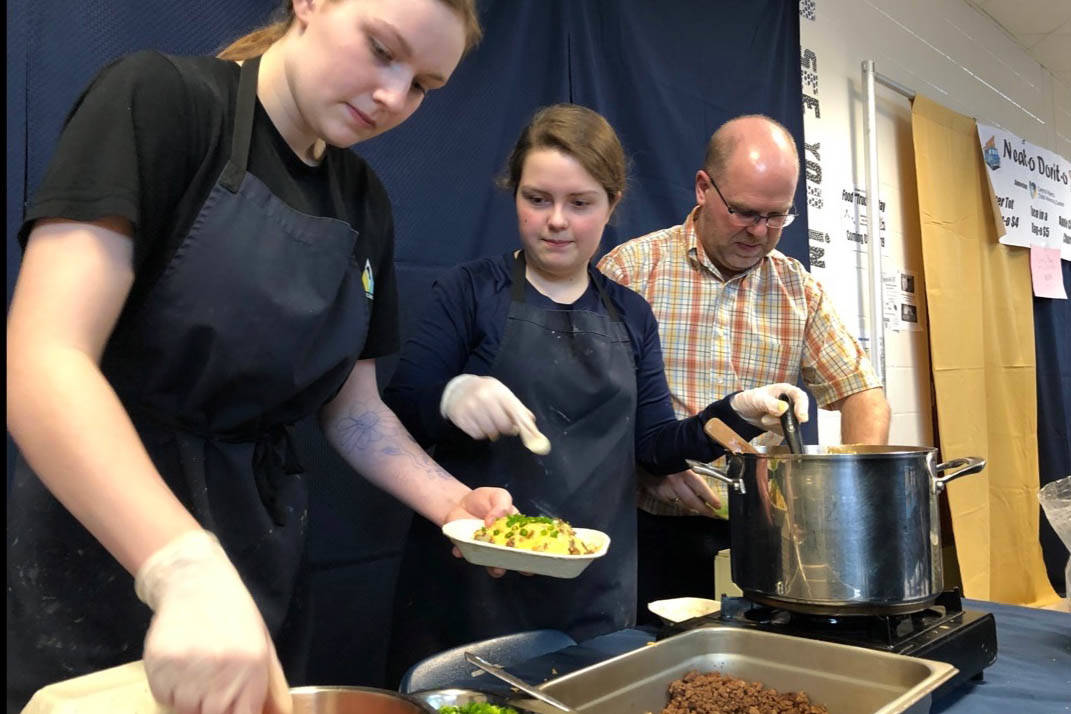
[6,0,817,688]
[1034,262,1071,595]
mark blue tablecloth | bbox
[474,599,1070,713]
[931,599,1070,713]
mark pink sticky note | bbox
[1030,246,1067,299]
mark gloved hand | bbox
[729,383,810,432]
[639,468,722,517]
[440,374,541,443]
[136,530,292,714]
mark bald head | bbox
[703,115,799,186]
[693,115,800,277]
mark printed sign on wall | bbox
[882,270,921,330]
[977,122,1071,260]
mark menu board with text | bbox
[977,122,1071,261]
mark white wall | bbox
[798,0,1070,445]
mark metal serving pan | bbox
[516,627,957,714]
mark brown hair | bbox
[703,113,798,181]
[500,104,628,205]
[217,0,483,61]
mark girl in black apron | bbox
[6,3,508,714]
[383,104,810,684]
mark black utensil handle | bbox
[780,393,804,454]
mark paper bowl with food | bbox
[442,514,610,579]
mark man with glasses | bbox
[599,114,889,618]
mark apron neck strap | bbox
[510,251,623,322]
[220,56,261,193]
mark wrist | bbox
[134,529,230,610]
[436,482,474,527]
[707,393,764,442]
[440,374,478,419]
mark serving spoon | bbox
[516,418,552,455]
[778,393,805,454]
[704,418,760,455]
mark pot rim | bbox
[747,444,938,458]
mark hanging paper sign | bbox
[977,122,1071,260]
[1029,246,1068,299]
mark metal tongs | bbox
[464,651,575,712]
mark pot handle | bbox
[933,456,987,492]
[686,458,746,495]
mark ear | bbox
[607,191,623,216]
[292,0,316,25]
[695,170,709,207]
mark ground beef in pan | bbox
[658,669,830,714]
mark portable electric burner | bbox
[661,589,998,701]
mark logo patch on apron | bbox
[361,259,375,300]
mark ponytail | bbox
[216,0,483,61]
[217,4,294,60]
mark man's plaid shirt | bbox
[599,208,881,516]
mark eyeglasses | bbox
[703,170,797,230]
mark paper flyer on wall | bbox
[840,187,886,256]
[977,122,1071,261]
[882,270,921,331]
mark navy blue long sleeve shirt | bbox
[383,253,760,474]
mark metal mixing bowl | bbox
[290,685,436,713]
[408,687,542,713]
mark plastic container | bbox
[1039,475,1071,604]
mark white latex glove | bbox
[136,530,292,714]
[729,383,810,432]
[440,374,543,446]
[639,469,722,517]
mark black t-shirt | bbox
[19,50,399,358]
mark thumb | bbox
[264,645,292,714]
[756,389,789,418]
[777,387,809,422]
[486,488,514,523]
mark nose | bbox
[371,70,412,114]
[746,218,770,238]
[548,202,568,230]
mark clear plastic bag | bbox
[1038,475,1071,603]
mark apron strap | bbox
[510,251,624,323]
[125,401,302,527]
[252,423,304,527]
[220,56,261,193]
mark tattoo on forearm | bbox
[334,402,451,479]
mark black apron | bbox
[7,57,372,712]
[387,252,638,685]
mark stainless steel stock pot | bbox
[690,446,985,614]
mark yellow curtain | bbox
[910,95,1058,607]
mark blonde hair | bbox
[501,104,628,204]
[217,0,483,61]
